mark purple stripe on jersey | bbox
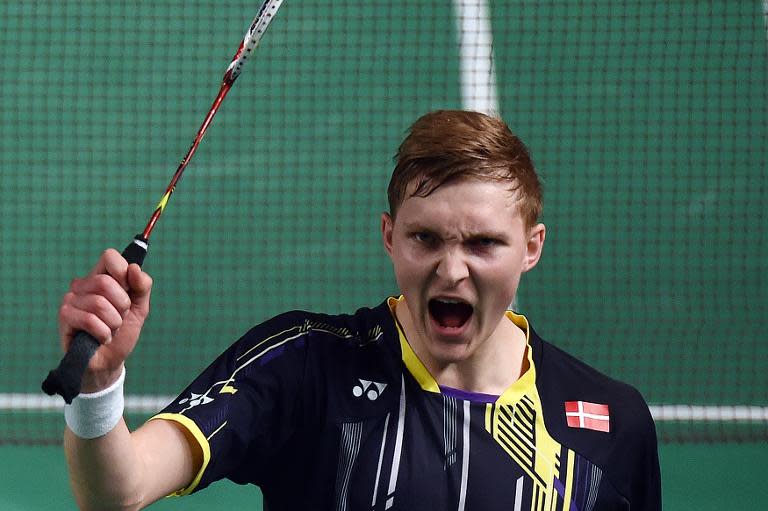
[553,477,581,511]
[554,476,566,497]
[439,385,499,404]
[259,344,287,365]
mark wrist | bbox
[81,365,125,394]
[64,366,126,439]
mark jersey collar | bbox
[386,296,536,405]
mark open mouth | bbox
[428,298,473,329]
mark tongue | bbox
[430,300,472,328]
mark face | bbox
[382,179,545,372]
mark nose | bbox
[434,250,469,286]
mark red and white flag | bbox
[564,401,610,432]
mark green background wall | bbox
[0,0,766,507]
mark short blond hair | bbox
[388,110,543,229]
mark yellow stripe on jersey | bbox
[482,312,581,511]
[496,311,535,406]
[387,296,440,393]
[219,385,238,394]
[149,413,212,497]
[490,387,571,508]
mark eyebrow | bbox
[402,221,509,241]
[464,231,511,244]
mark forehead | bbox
[397,179,525,232]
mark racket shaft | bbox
[141,82,232,239]
[142,0,284,238]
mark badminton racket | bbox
[42,0,285,403]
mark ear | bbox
[522,223,545,273]
[381,212,395,257]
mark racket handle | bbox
[41,235,149,403]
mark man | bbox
[59,110,661,510]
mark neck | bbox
[394,300,529,395]
[434,321,528,395]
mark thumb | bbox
[126,263,152,313]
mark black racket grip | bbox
[41,235,149,403]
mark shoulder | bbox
[236,300,404,421]
[226,300,401,377]
[237,300,396,351]
[529,326,661,507]
[531,329,652,422]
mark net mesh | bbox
[1,1,766,444]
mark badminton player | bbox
[58,110,661,510]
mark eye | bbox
[468,237,501,252]
[477,237,497,247]
[412,231,437,246]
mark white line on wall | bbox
[454,0,499,114]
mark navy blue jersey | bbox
[153,297,661,510]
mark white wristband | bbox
[64,366,126,439]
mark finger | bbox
[88,248,130,290]
[70,274,132,312]
[127,264,152,296]
[87,248,119,276]
[66,293,126,332]
[58,303,114,347]
[126,264,153,313]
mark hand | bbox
[58,249,153,392]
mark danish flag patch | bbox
[565,401,610,432]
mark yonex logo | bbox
[353,379,387,401]
[178,392,214,409]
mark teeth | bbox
[436,298,462,304]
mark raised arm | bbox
[59,249,202,510]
